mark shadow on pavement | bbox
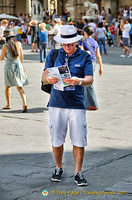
[0,148,132,200]
[24,54,40,61]
[101,47,132,66]
[0,107,48,114]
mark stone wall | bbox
[16,0,26,16]
[119,0,132,6]
[0,0,16,15]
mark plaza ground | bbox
[0,45,132,200]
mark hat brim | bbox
[6,35,16,38]
[4,34,16,38]
[54,35,83,44]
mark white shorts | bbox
[48,107,87,147]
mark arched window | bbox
[38,4,40,15]
[34,4,36,14]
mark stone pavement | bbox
[0,45,132,200]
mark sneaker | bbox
[51,168,63,182]
[74,172,87,186]
[120,54,126,58]
[128,53,132,57]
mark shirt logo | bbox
[75,64,81,67]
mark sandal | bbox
[87,106,98,110]
[2,106,11,110]
[22,105,27,113]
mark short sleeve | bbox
[44,49,54,70]
[84,53,93,76]
[79,40,83,46]
[103,27,106,33]
[95,40,99,49]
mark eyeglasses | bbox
[63,43,74,47]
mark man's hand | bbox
[64,77,80,86]
[46,76,59,84]
[42,69,59,85]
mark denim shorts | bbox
[122,37,128,46]
[48,107,87,147]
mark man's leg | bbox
[51,145,64,182]
[124,46,131,54]
[121,38,131,57]
[73,146,87,186]
[52,145,64,168]
[123,48,127,55]
[35,43,38,51]
[102,37,107,54]
[39,45,43,62]
[69,109,87,186]
[32,43,34,51]
[98,39,102,55]
[73,146,84,175]
[49,107,67,182]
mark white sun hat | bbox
[54,25,83,44]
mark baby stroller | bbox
[106,32,113,47]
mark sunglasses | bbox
[63,43,74,47]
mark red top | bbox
[109,26,115,35]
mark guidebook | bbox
[47,65,75,91]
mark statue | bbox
[83,1,98,20]
[31,0,43,21]
[84,1,98,16]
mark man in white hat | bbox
[42,25,93,186]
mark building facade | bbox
[64,0,131,21]
[0,0,62,17]
[0,0,131,20]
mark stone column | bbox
[3,0,6,13]
[48,0,50,15]
[43,0,46,9]
[26,0,31,14]
[6,0,9,14]
[55,0,57,13]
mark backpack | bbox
[41,49,59,94]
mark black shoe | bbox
[51,168,63,182]
[74,172,87,186]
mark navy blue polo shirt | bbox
[44,47,93,109]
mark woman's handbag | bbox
[41,49,59,94]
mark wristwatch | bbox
[78,80,82,85]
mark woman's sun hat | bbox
[4,29,16,38]
[54,25,83,44]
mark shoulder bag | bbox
[41,49,59,94]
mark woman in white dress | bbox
[0,29,28,112]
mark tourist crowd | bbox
[0,5,132,59]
